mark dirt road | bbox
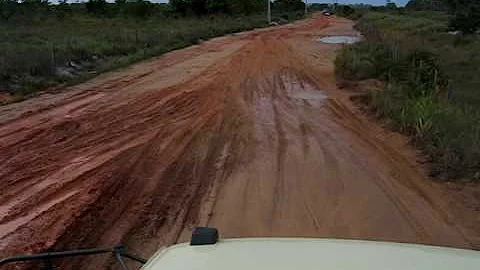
[0,16,479,269]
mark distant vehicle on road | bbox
[322,9,334,16]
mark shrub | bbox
[443,0,480,34]
[86,0,107,15]
[336,13,480,179]
[335,43,379,80]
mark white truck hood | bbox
[141,238,480,270]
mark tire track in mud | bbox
[271,74,288,228]
[0,16,478,270]
[0,29,259,269]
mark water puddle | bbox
[281,75,328,109]
[290,91,327,101]
[318,35,361,44]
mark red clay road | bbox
[0,15,479,269]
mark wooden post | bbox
[50,43,56,75]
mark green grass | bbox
[0,11,304,98]
[336,11,480,179]
[357,12,480,107]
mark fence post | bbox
[447,80,454,100]
[50,43,56,76]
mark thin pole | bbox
[267,0,271,24]
[305,0,308,16]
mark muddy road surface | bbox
[1,16,479,269]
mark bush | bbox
[449,11,480,34]
[86,0,107,15]
[372,86,480,177]
[335,13,480,179]
[336,40,446,98]
[443,0,480,34]
[335,43,379,80]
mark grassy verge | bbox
[0,11,304,102]
[335,12,480,180]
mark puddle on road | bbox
[318,35,361,44]
[290,91,327,101]
[282,74,329,107]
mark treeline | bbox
[169,0,306,16]
[0,0,307,22]
[169,0,263,15]
[0,0,167,21]
[405,0,448,11]
[144,0,306,16]
[405,0,479,34]
[308,0,480,34]
[309,2,399,20]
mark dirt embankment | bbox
[0,15,478,269]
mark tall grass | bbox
[0,11,304,98]
[336,12,480,179]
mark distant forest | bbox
[0,0,309,21]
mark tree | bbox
[55,0,72,20]
[168,0,263,15]
[169,0,205,15]
[406,0,447,11]
[442,0,480,34]
[272,0,305,12]
[225,0,263,14]
[0,0,18,21]
[385,1,397,10]
[449,9,480,34]
[169,0,189,14]
[341,5,355,16]
[18,0,51,21]
[206,0,227,13]
[310,3,330,11]
[86,0,107,15]
[127,0,154,18]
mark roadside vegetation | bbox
[0,0,306,102]
[335,0,480,180]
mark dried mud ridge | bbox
[0,16,478,269]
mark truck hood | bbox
[141,238,480,270]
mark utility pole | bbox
[267,0,271,24]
